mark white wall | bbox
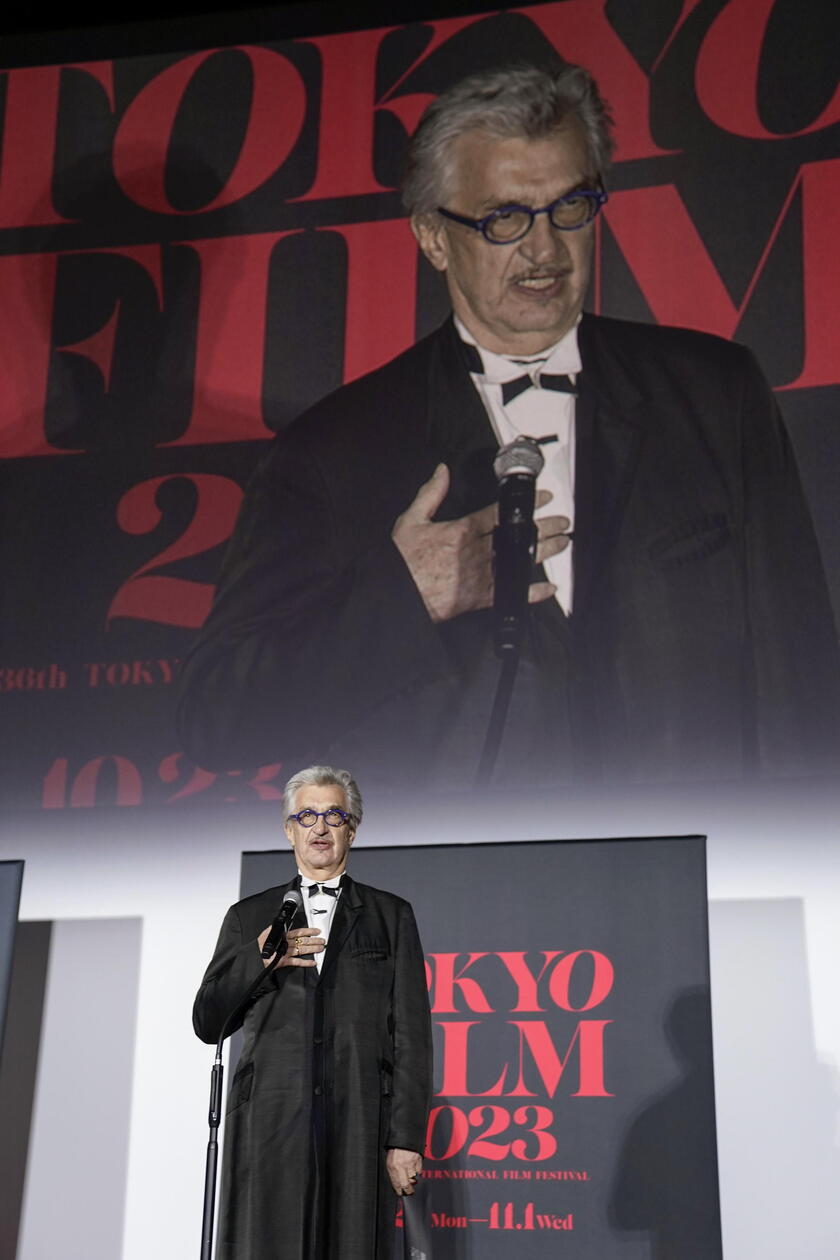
[3,780,839,1259]
[17,918,141,1260]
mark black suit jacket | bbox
[194,875,432,1260]
[177,314,840,785]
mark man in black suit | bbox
[177,63,839,787]
[194,765,432,1260]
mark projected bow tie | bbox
[501,373,577,406]
[308,883,340,898]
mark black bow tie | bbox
[307,882,340,898]
[501,373,577,406]
[457,337,577,404]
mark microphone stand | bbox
[475,652,521,787]
[475,447,542,788]
[199,939,288,1260]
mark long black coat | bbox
[193,876,432,1260]
[177,314,840,786]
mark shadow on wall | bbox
[609,898,840,1260]
[608,987,722,1259]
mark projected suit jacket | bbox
[177,313,840,787]
[193,875,431,1260]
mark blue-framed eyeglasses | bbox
[288,808,352,827]
[437,187,607,244]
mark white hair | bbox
[402,62,615,216]
[282,765,363,825]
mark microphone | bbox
[492,436,545,656]
[260,888,303,959]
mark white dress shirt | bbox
[299,872,343,972]
[455,315,580,615]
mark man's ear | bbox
[284,821,295,847]
[411,213,449,273]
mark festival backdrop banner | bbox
[1,0,839,812]
[242,835,721,1259]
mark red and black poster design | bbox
[1,1,839,812]
[244,836,720,1259]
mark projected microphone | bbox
[260,888,303,959]
[492,436,545,656]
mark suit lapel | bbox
[427,319,499,519]
[317,874,362,983]
[574,314,646,614]
[288,873,307,929]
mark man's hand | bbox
[391,463,570,622]
[386,1147,423,1196]
[257,925,325,968]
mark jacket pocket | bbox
[351,943,389,961]
[227,1061,254,1114]
[648,513,730,570]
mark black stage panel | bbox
[242,834,721,1259]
